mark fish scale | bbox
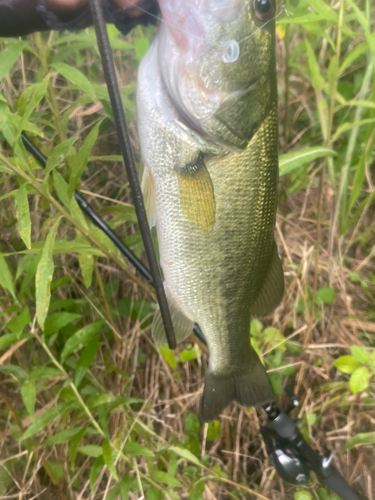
[137,0,284,421]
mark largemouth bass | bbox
[137,0,284,422]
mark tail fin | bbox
[201,361,275,422]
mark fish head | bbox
[157,0,278,148]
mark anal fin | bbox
[153,300,194,345]
[250,249,284,318]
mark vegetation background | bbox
[0,0,374,498]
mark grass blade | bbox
[61,320,103,363]
[15,183,31,250]
[0,253,16,300]
[279,146,337,176]
[35,217,62,329]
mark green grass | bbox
[0,1,374,499]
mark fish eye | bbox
[253,0,276,22]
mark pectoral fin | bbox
[250,249,284,318]
[153,300,194,345]
[177,151,215,231]
[141,165,157,227]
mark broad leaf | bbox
[44,137,77,179]
[0,363,28,380]
[0,41,29,81]
[70,427,87,468]
[89,457,104,492]
[6,307,30,338]
[350,346,370,365]
[294,491,312,500]
[35,217,62,329]
[61,320,103,363]
[159,344,177,370]
[102,440,119,481]
[185,413,200,434]
[315,287,335,305]
[29,366,61,381]
[169,446,201,466]
[150,471,182,488]
[75,334,100,387]
[15,183,31,249]
[52,63,96,100]
[123,442,154,458]
[68,121,101,197]
[305,39,324,92]
[69,196,88,229]
[349,367,370,394]
[16,76,50,143]
[78,445,103,458]
[79,251,94,288]
[52,170,70,208]
[341,432,375,452]
[21,380,36,420]
[44,312,82,336]
[333,356,360,375]
[0,253,16,299]
[21,402,73,441]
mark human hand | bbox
[46,0,142,11]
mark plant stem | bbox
[34,32,65,143]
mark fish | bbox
[137,0,284,422]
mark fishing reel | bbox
[260,388,362,500]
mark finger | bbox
[46,0,87,10]
[111,0,147,12]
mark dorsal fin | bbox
[250,249,284,318]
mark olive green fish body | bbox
[137,0,283,421]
